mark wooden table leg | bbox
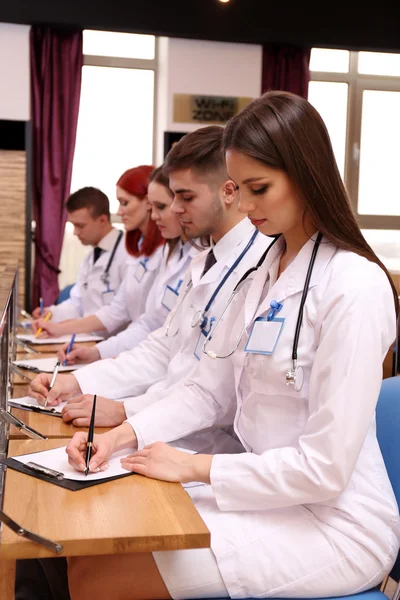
[0,558,15,599]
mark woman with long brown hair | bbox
[66,92,399,599]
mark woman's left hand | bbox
[120,442,212,484]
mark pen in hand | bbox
[63,333,76,366]
[85,394,97,476]
[34,311,52,338]
[39,297,44,316]
[45,359,61,408]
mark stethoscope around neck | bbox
[202,232,323,392]
[165,229,259,337]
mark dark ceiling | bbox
[1,0,400,52]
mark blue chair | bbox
[56,283,74,304]
[204,377,400,600]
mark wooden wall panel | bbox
[0,151,26,306]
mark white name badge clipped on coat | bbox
[245,300,284,355]
[161,279,183,312]
[134,258,149,283]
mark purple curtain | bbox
[30,27,83,307]
[262,45,311,98]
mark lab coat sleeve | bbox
[210,266,397,512]
[96,304,170,359]
[126,348,237,449]
[94,275,131,334]
[73,326,173,399]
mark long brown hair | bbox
[149,166,180,262]
[223,91,399,314]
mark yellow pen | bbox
[34,311,52,338]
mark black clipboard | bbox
[0,457,134,491]
[8,401,63,419]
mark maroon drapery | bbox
[262,45,311,98]
[30,27,83,307]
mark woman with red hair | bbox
[32,165,166,341]
[117,165,164,258]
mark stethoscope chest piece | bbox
[191,310,205,328]
[285,364,304,392]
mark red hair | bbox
[117,165,164,257]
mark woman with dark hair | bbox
[66,92,399,599]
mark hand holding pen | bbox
[45,360,61,408]
[85,395,97,476]
[63,334,76,366]
[34,311,52,338]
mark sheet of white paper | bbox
[14,443,206,486]
[15,445,136,481]
[17,334,104,345]
[14,357,86,373]
[10,396,66,414]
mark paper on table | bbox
[14,357,86,373]
[17,334,104,344]
[15,445,135,481]
[10,396,66,414]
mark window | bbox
[309,48,400,271]
[61,31,157,290]
[70,30,157,214]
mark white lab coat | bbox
[127,236,400,598]
[93,244,164,350]
[49,228,128,322]
[96,241,200,358]
[74,219,274,453]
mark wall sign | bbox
[173,94,253,125]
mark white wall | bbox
[0,23,30,121]
[156,37,262,164]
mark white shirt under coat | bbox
[125,236,400,597]
[74,218,274,453]
[49,228,128,322]
[95,240,200,358]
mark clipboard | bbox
[8,400,63,419]
[0,457,135,491]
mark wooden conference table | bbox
[0,341,210,599]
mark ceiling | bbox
[1,0,399,52]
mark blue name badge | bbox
[245,316,285,355]
[102,287,115,305]
[161,279,183,312]
[194,330,206,361]
[194,316,215,360]
[134,259,148,283]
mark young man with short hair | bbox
[32,187,127,321]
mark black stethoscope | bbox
[203,232,323,392]
[100,230,123,288]
[165,229,259,337]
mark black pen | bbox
[84,394,97,476]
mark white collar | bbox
[212,218,255,262]
[97,227,122,252]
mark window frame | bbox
[310,50,400,229]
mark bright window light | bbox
[70,65,154,213]
[309,48,349,73]
[308,81,348,178]
[83,30,155,60]
[358,90,400,216]
[358,52,400,77]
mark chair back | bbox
[376,376,400,581]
